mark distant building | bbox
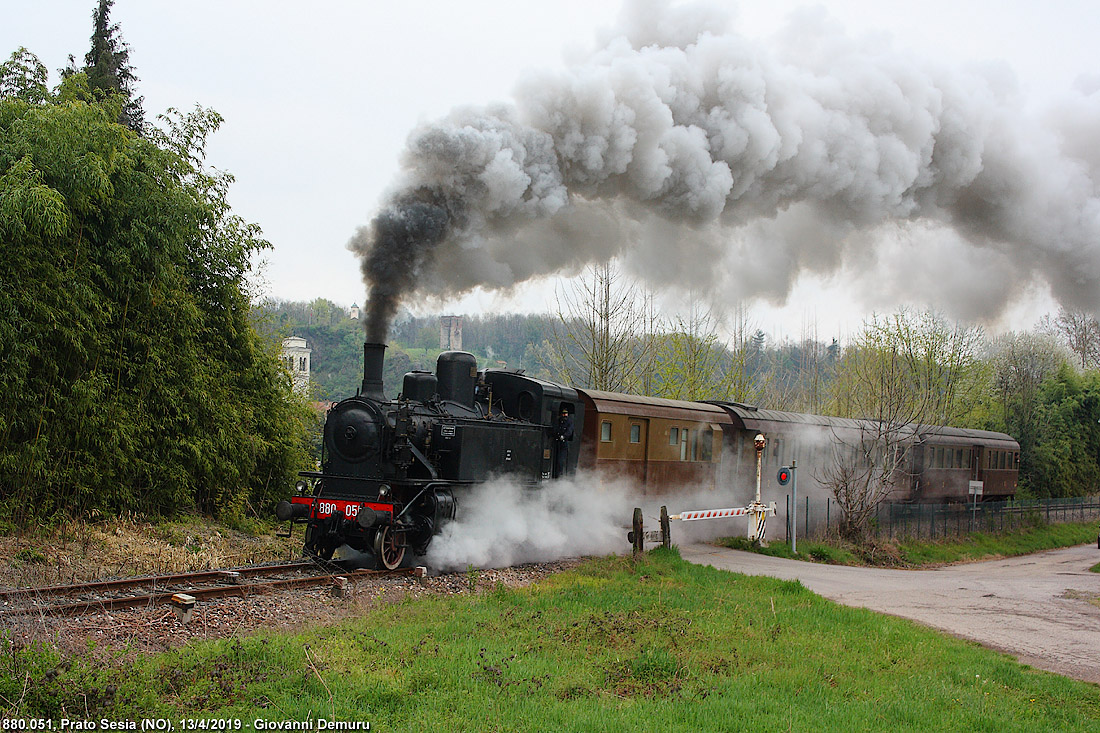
[349,303,360,320]
[281,336,311,395]
[440,315,463,350]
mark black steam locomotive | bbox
[276,343,583,568]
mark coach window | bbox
[630,423,641,443]
[700,428,713,461]
[601,421,612,442]
[681,430,689,461]
[669,427,679,446]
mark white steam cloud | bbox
[423,469,757,570]
[424,473,634,571]
[351,0,1100,333]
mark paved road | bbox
[681,542,1100,684]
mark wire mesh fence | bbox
[786,495,1100,542]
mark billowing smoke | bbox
[424,471,756,570]
[350,0,1100,338]
[348,189,462,343]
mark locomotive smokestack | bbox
[361,342,387,400]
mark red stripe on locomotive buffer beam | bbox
[290,496,394,519]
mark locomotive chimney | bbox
[361,342,387,400]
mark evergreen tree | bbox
[63,0,144,131]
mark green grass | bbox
[895,521,1097,566]
[4,549,1099,730]
[719,521,1099,568]
[717,536,864,565]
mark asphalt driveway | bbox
[681,542,1100,684]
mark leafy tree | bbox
[653,302,736,401]
[62,0,144,131]
[1027,365,1100,497]
[0,76,311,524]
[824,310,985,539]
[0,48,50,104]
[986,331,1068,495]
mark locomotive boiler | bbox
[276,343,583,568]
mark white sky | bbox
[5,1,1098,341]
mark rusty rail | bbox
[0,563,414,618]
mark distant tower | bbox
[281,336,311,395]
[349,303,360,320]
[439,315,463,350]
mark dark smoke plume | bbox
[349,189,461,343]
[350,0,1100,338]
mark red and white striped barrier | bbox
[671,507,751,521]
[629,501,777,552]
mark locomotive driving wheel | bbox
[373,525,406,570]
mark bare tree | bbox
[725,303,770,406]
[824,309,985,540]
[1046,308,1100,369]
[990,331,1067,423]
[542,262,655,392]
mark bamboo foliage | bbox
[0,55,312,525]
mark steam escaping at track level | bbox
[423,472,754,571]
[424,475,634,571]
[349,0,1100,340]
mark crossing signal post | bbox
[778,462,798,554]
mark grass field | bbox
[4,548,1098,730]
[717,520,1099,568]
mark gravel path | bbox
[681,542,1100,684]
[3,560,583,659]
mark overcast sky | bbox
[6,1,1098,340]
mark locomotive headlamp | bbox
[754,434,767,452]
[377,484,391,499]
[295,480,309,495]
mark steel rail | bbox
[0,561,325,601]
[0,559,334,598]
[0,567,414,619]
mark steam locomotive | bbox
[275,343,583,568]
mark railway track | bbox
[0,560,417,619]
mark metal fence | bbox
[785,495,1100,542]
